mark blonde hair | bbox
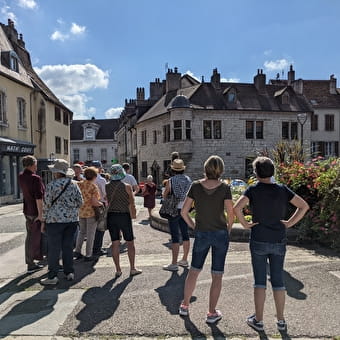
[147,175,153,182]
[84,166,98,180]
[204,155,224,179]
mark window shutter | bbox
[335,141,339,156]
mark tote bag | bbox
[159,192,178,219]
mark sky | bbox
[1,0,340,120]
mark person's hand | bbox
[34,215,43,222]
[41,222,46,233]
[243,222,258,229]
[189,223,196,230]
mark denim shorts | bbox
[250,240,286,290]
[191,229,229,274]
[107,212,134,242]
[168,212,190,243]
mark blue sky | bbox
[1,0,340,120]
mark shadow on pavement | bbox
[207,322,226,339]
[0,260,95,336]
[154,268,189,315]
[182,316,207,339]
[76,276,132,332]
[284,270,307,300]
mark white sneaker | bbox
[66,273,74,281]
[163,264,179,271]
[177,260,189,267]
[40,277,59,285]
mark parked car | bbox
[230,179,247,188]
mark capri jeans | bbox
[191,229,229,274]
[168,211,189,243]
[250,240,286,290]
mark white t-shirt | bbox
[122,173,138,187]
[95,175,107,202]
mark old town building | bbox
[135,68,312,184]
[0,19,72,204]
[70,117,119,172]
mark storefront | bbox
[0,137,35,205]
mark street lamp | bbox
[297,113,307,147]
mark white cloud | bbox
[221,77,240,83]
[35,64,110,119]
[185,70,200,82]
[105,107,123,119]
[1,6,17,21]
[70,22,86,35]
[264,59,290,71]
[18,0,37,9]
[50,30,69,42]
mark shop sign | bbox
[1,144,34,154]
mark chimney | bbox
[4,18,19,45]
[18,33,25,48]
[136,87,145,101]
[211,68,221,90]
[288,65,295,85]
[254,69,266,93]
[166,67,181,93]
[293,78,303,95]
[150,78,165,101]
[330,74,337,94]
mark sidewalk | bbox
[0,202,23,216]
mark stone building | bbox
[136,68,312,184]
[0,19,72,204]
[70,117,119,172]
[116,70,199,180]
[271,66,340,158]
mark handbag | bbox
[159,192,179,219]
[94,205,108,231]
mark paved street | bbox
[0,200,339,340]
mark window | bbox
[163,160,171,175]
[282,122,297,140]
[73,149,80,162]
[325,114,334,131]
[153,130,157,144]
[141,161,147,177]
[17,98,26,128]
[0,91,6,123]
[227,91,236,103]
[246,120,263,139]
[203,120,212,139]
[282,93,289,105]
[214,120,222,139]
[141,130,147,145]
[101,148,107,161]
[282,122,289,139]
[185,120,191,140]
[163,124,170,142]
[10,54,19,72]
[85,127,95,140]
[55,136,61,154]
[246,121,254,139]
[86,148,93,161]
[291,122,298,140]
[174,120,182,140]
[63,139,69,155]
[55,107,61,122]
[312,141,339,157]
[311,114,318,131]
[63,111,69,125]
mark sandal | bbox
[130,269,142,276]
[115,271,122,278]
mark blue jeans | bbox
[46,222,78,279]
[168,212,189,243]
[250,240,286,290]
[191,229,229,274]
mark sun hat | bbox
[48,159,74,176]
[110,164,126,181]
[171,159,186,171]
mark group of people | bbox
[19,152,310,332]
[160,152,309,332]
[19,157,142,286]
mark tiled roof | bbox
[70,118,120,140]
[137,81,312,124]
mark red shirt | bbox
[18,169,45,216]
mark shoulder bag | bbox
[159,181,179,219]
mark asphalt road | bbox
[0,200,339,339]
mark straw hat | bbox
[110,164,126,181]
[48,159,74,177]
[171,159,186,171]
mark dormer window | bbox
[10,54,19,72]
[282,92,290,105]
[228,91,236,103]
[85,127,95,140]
